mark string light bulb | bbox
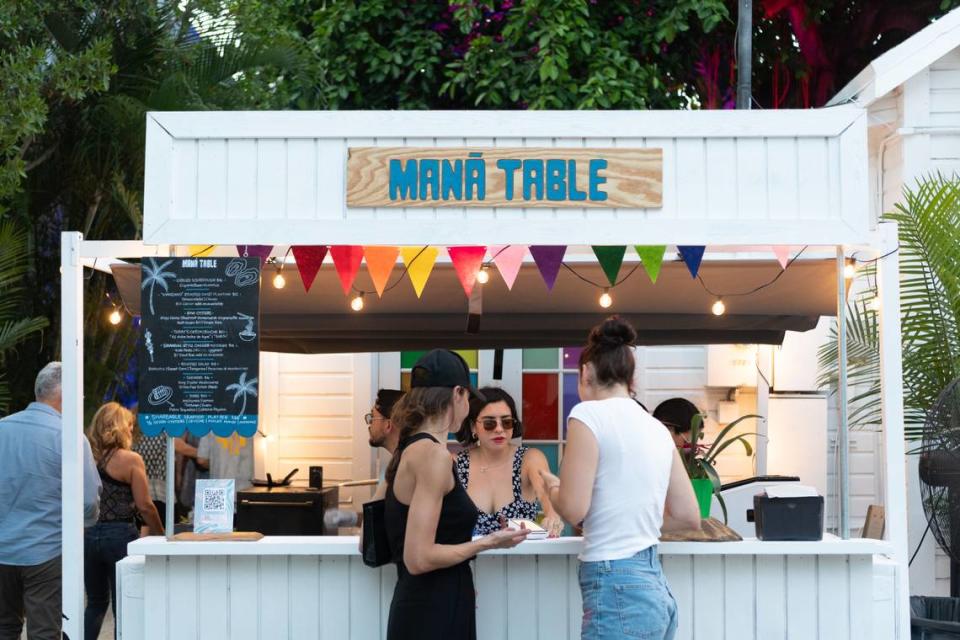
[272,270,286,289]
[476,265,490,284]
[108,308,123,325]
[711,298,726,316]
[843,259,857,279]
[598,288,613,309]
[350,293,365,312]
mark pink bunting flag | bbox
[237,245,273,264]
[291,246,328,293]
[489,245,527,290]
[329,246,364,295]
[529,245,567,290]
[447,246,487,297]
[772,246,792,270]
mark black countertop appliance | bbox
[236,486,340,536]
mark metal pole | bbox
[736,0,753,109]
[61,232,84,640]
[166,435,175,538]
[836,248,850,539]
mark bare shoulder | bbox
[407,440,455,488]
[521,445,547,468]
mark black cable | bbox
[351,246,429,296]
[854,245,899,264]
[697,246,808,298]
[190,245,215,257]
[909,488,943,566]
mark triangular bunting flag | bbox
[401,246,438,298]
[634,246,666,283]
[490,245,527,290]
[592,246,627,286]
[329,246,364,295]
[237,245,273,264]
[291,245,328,293]
[772,246,791,270]
[447,246,487,297]
[364,246,400,297]
[677,246,706,278]
[188,245,216,257]
[529,245,566,290]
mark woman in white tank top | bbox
[540,316,701,640]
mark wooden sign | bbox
[346,147,662,208]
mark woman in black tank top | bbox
[84,402,164,640]
[382,351,530,640]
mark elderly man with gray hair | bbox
[0,362,101,640]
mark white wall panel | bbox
[145,109,871,245]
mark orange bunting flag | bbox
[401,246,438,298]
[329,246,364,295]
[291,246,328,292]
[772,246,792,270]
[490,245,527,290]
[447,246,487,297]
[364,246,400,297]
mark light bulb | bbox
[868,296,881,311]
[843,260,857,279]
[272,271,286,289]
[599,289,613,308]
[350,293,365,311]
[108,309,123,325]
[712,299,726,316]
[476,266,490,284]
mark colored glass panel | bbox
[522,348,558,370]
[527,444,558,475]
[521,373,559,440]
[400,372,411,392]
[470,372,479,388]
[562,347,583,370]
[401,349,477,369]
[562,373,579,438]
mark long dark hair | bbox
[385,386,455,486]
[455,386,522,445]
[579,315,637,390]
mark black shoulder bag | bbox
[361,498,391,568]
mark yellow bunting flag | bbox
[188,245,216,257]
[364,246,400,298]
[401,246,438,298]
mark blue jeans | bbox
[84,522,138,640]
[578,546,678,640]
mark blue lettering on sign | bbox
[589,159,608,201]
[389,159,418,200]
[386,155,610,203]
[496,159,522,200]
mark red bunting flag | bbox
[291,246,328,293]
[447,246,487,297]
[364,246,400,297]
[329,246,364,295]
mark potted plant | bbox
[679,413,762,522]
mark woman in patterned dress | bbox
[454,387,565,537]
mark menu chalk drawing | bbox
[138,257,261,437]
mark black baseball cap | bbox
[410,350,486,401]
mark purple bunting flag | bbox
[237,245,274,264]
[529,245,567,291]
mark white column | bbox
[877,223,911,640]
[60,232,84,640]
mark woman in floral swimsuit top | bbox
[453,387,564,537]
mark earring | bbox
[471,431,478,443]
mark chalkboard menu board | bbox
[138,257,260,437]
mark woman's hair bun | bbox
[589,315,637,349]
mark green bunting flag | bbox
[634,246,666,283]
[592,246,627,286]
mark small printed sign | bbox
[138,256,260,437]
[346,147,662,208]
[194,479,235,534]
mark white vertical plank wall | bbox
[123,552,889,640]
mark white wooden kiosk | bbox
[59,107,910,639]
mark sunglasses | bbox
[363,413,387,426]
[477,417,519,432]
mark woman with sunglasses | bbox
[453,387,565,538]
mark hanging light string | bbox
[350,246,430,298]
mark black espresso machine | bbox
[236,485,340,535]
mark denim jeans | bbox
[578,546,678,640]
[84,522,138,640]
